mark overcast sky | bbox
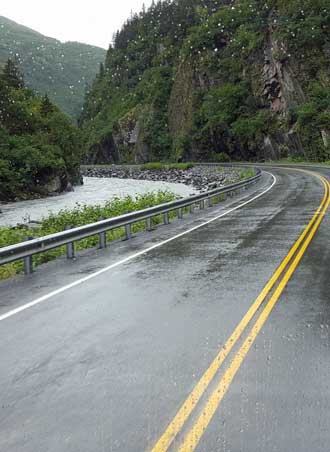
[1,0,153,49]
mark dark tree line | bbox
[0,59,82,201]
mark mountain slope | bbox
[80,0,330,163]
[0,16,106,118]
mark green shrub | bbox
[208,152,230,163]
[140,162,164,171]
[0,190,176,280]
[294,82,330,160]
[140,162,194,171]
[167,162,194,170]
[239,168,255,180]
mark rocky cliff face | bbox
[263,29,306,113]
[80,0,330,163]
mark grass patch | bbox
[140,162,194,171]
[0,191,176,280]
[239,168,255,180]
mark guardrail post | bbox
[23,237,33,275]
[125,223,132,240]
[177,208,183,219]
[146,217,152,231]
[99,231,106,249]
[208,197,213,208]
[200,200,205,210]
[190,203,194,214]
[65,226,75,259]
[163,212,170,225]
[98,217,106,249]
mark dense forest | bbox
[80,0,330,163]
[0,16,106,119]
[1,0,329,200]
[0,60,82,201]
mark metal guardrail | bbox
[0,168,262,275]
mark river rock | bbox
[65,182,75,192]
[81,165,244,193]
[43,176,62,194]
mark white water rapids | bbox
[0,177,197,227]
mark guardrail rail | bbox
[0,168,262,275]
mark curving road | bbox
[1,167,330,452]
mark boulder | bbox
[43,176,62,194]
[65,182,75,192]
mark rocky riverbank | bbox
[0,177,197,228]
[81,165,246,192]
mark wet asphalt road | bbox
[1,167,330,452]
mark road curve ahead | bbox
[1,167,330,452]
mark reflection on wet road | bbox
[1,167,330,452]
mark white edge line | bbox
[0,172,277,322]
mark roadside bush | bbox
[0,190,176,280]
[140,162,194,171]
[208,152,230,163]
[239,168,255,180]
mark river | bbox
[0,177,197,227]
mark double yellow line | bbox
[150,169,330,452]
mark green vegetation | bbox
[80,0,330,164]
[239,168,255,180]
[0,59,82,201]
[208,152,231,163]
[140,162,194,171]
[294,83,330,160]
[0,15,106,118]
[0,191,176,280]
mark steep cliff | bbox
[80,0,330,163]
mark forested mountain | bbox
[0,16,106,119]
[0,60,82,201]
[80,0,330,163]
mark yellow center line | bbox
[178,173,330,451]
[150,169,328,452]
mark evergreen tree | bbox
[0,63,81,201]
[40,94,54,116]
[99,62,105,78]
[1,59,23,89]
[0,78,9,124]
